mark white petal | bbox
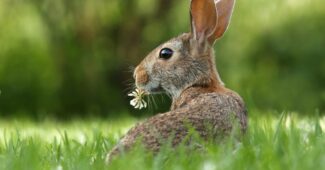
[140,100,145,108]
[143,100,147,108]
[139,103,143,109]
[134,100,141,108]
[139,100,147,109]
[129,91,137,97]
[130,99,137,106]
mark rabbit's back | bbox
[108,90,247,158]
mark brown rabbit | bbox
[107,0,247,162]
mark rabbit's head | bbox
[134,0,235,98]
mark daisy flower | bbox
[128,89,147,109]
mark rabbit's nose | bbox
[134,65,149,86]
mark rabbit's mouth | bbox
[149,86,164,93]
[139,84,164,94]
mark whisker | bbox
[147,95,154,113]
[148,95,155,111]
[159,94,165,103]
[150,95,158,110]
[165,92,172,100]
[128,66,136,73]
[123,76,137,95]
[123,83,136,93]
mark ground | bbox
[0,112,324,170]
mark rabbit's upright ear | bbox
[208,0,235,43]
[190,0,217,43]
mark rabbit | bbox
[106,0,247,162]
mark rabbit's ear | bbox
[208,0,235,43]
[190,0,217,42]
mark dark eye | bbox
[159,48,173,60]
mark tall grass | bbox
[0,113,324,170]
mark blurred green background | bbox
[0,0,324,119]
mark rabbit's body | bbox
[107,0,247,162]
[108,86,247,158]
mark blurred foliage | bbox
[0,0,324,118]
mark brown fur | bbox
[106,0,246,162]
[134,64,149,85]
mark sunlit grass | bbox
[0,112,324,170]
[0,117,136,145]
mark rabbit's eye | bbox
[159,48,173,60]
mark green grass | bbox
[0,113,324,170]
